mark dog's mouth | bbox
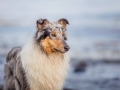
[53,48,66,53]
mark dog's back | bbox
[4,47,22,90]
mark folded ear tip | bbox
[63,18,69,25]
[59,18,69,25]
[36,18,49,30]
[37,18,48,25]
[37,18,43,24]
[36,20,39,23]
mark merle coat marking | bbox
[4,18,70,90]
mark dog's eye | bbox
[51,34,56,37]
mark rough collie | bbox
[4,18,70,90]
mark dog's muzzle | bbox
[64,45,70,51]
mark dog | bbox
[4,18,70,90]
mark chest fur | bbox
[21,49,69,90]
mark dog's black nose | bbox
[64,46,70,51]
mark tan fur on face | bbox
[41,36,64,54]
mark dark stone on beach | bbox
[112,77,120,81]
[74,61,87,73]
[63,88,75,90]
[0,85,3,90]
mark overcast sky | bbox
[0,0,120,27]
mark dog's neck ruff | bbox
[20,37,69,90]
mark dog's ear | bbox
[37,18,49,31]
[58,18,69,30]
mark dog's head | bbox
[35,18,70,54]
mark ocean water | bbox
[0,26,120,59]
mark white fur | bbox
[20,37,69,90]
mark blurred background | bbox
[0,0,120,90]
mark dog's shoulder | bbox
[6,46,22,62]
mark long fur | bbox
[21,37,69,90]
[4,19,69,90]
